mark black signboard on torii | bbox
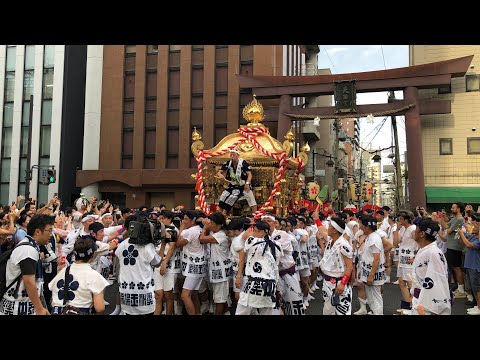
[334,80,357,114]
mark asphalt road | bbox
[103,267,472,315]
[306,268,471,315]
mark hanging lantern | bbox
[372,154,381,162]
[326,159,334,167]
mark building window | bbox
[240,45,253,62]
[44,45,55,68]
[125,56,136,72]
[191,68,203,95]
[124,99,134,113]
[1,128,12,158]
[215,47,228,64]
[41,100,52,125]
[215,66,228,93]
[124,74,135,98]
[168,70,180,96]
[167,110,179,128]
[192,45,204,50]
[169,52,180,68]
[24,45,35,70]
[125,45,136,54]
[168,97,179,111]
[466,75,480,92]
[3,103,13,127]
[39,126,51,156]
[6,46,16,72]
[23,70,34,99]
[438,84,451,94]
[439,138,452,155]
[4,72,15,102]
[169,45,181,52]
[191,95,203,110]
[215,108,228,125]
[216,94,228,108]
[123,112,134,128]
[146,98,156,112]
[144,128,156,169]
[43,68,54,99]
[145,111,156,128]
[167,128,179,169]
[146,54,157,70]
[122,129,133,169]
[215,125,227,145]
[146,72,157,97]
[240,63,253,76]
[467,137,480,154]
[147,45,158,54]
[0,159,10,206]
[192,49,204,66]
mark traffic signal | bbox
[47,169,56,184]
[39,168,56,185]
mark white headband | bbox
[101,212,112,220]
[330,220,345,234]
[261,215,276,221]
[82,214,99,223]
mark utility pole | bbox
[24,94,34,200]
[333,119,340,211]
[389,91,404,211]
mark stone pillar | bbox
[277,94,292,141]
[404,87,425,209]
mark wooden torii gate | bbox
[237,55,473,209]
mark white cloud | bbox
[361,45,381,57]
[325,47,348,56]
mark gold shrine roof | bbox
[192,95,307,169]
[206,131,285,166]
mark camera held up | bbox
[128,214,178,246]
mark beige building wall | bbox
[410,45,480,186]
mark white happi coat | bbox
[319,236,353,315]
[271,230,304,315]
[238,236,282,309]
[359,231,386,285]
[411,241,451,315]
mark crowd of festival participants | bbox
[0,194,479,315]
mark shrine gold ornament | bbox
[191,95,308,217]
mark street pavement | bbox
[103,267,472,315]
[306,268,470,315]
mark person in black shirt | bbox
[217,149,257,214]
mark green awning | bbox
[426,187,480,203]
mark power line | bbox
[380,45,387,69]
[361,116,388,145]
[322,47,338,74]
[363,117,388,150]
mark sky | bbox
[317,45,409,169]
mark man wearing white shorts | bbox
[177,211,206,315]
[199,212,231,315]
[153,210,179,315]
